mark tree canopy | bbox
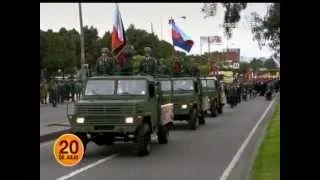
[40,23,277,77]
[201,3,280,57]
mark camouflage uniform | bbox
[119,45,134,74]
[70,79,76,102]
[49,79,58,107]
[158,58,169,75]
[40,80,48,104]
[57,81,64,103]
[139,47,158,75]
[96,48,116,75]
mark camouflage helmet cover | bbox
[144,47,152,53]
[101,47,109,53]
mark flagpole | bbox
[78,3,86,67]
[160,16,163,40]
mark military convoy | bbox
[66,47,224,156]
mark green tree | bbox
[83,26,100,67]
[264,58,278,69]
[201,3,280,56]
[250,58,264,71]
[239,61,251,74]
[251,3,280,56]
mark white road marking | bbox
[56,153,118,180]
[218,95,277,180]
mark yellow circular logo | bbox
[53,133,84,167]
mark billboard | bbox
[200,36,222,44]
[223,48,240,62]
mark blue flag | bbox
[169,19,194,52]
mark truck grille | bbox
[76,104,135,124]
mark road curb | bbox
[40,128,71,143]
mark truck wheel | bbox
[188,108,199,130]
[199,113,206,125]
[92,136,105,146]
[135,124,151,156]
[74,133,88,154]
[211,102,218,117]
[217,103,223,114]
[157,126,168,144]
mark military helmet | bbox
[144,47,152,53]
[101,47,109,53]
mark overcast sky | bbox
[40,3,273,59]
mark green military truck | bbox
[67,75,174,156]
[200,77,223,117]
[157,76,205,130]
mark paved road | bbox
[40,96,277,180]
[40,104,68,127]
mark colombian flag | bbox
[111,3,126,57]
[169,19,194,52]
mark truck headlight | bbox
[76,117,85,124]
[125,117,134,124]
[181,104,188,109]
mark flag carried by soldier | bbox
[111,3,127,58]
[169,18,194,53]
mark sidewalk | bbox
[40,120,71,143]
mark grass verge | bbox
[250,101,280,180]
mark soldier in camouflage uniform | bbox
[96,48,116,75]
[190,63,200,77]
[57,80,64,104]
[158,58,169,75]
[139,47,158,75]
[171,56,181,76]
[49,79,58,107]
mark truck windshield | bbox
[173,80,194,93]
[201,80,207,88]
[160,81,171,91]
[207,79,216,90]
[85,79,115,95]
[117,80,147,95]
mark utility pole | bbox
[78,3,86,67]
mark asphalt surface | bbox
[40,104,68,127]
[40,96,277,180]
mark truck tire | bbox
[74,133,88,154]
[135,123,151,156]
[157,126,168,144]
[188,108,199,130]
[199,113,206,125]
[211,102,218,117]
[217,103,223,114]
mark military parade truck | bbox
[158,76,205,130]
[200,77,223,117]
[67,75,174,156]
